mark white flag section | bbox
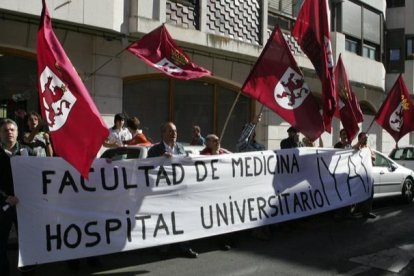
[11,148,373,266]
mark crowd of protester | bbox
[0,111,376,275]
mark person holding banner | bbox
[200,134,237,250]
[124,116,152,146]
[147,122,199,258]
[352,132,376,219]
[280,127,303,149]
[334,129,352,149]
[200,134,227,155]
[0,119,35,276]
[23,111,53,157]
[148,122,187,158]
[103,113,132,148]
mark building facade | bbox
[0,0,400,154]
[385,0,414,147]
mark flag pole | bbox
[84,47,128,81]
[364,117,376,134]
[246,104,265,144]
[219,90,242,142]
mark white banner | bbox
[11,148,373,266]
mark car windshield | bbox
[390,148,406,160]
[374,152,390,167]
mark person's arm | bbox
[103,131,120,148]
[318,137,324,148]
[43,132,53,156]
[236,113,262,152]
[23,123,43,144]
[236,122,256,150]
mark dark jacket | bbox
[147,142,186,158]
[280,137,301,149]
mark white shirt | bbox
[107,127,132,146]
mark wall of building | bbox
[0,0,126,33]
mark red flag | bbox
[37,0,109,178]
[292,0,336,132]
[242,26,324,141]
[375,75,414,143]
[350,90,364,123]
[334,55,362,141]
[127,25,212,80]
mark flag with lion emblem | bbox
[242,26,324,141]
[37,0,108,178]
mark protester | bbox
[190,125,205,146]
[334,129,352,149]
[352,132,377,219]
[302,136,323,147]
[200,134,227,155]
[280,126,302,149]
[147,122,198,258]
[0,119,35,276]
[22,111,53,156]
[200,134,234,250]
[237,113,265,152]
[124,116,151,146]
[236,114,271,240]
[103,113,132,148]
[332,129,354,220]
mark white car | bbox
[100,145,150,160]
[388,145,414,171]
[372,150,414,203]
[100,144,211,160]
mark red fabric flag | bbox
[292,0,336,132]
[242,26,324,141]
[37,0,109,178]
[334,55,362,141]
[127,24,212,80]
[375,75,414,143]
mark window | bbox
[374,153,390,167]
[389,48,401,61]
[390,148,405,160]
[362,44,377,60]
[407,37,414,59]
[339,2,382,61]
[268,12,291,31]
[386,29,405,72]
[345,38,359,54]
[386,0,405,8]
[123,77,251,151]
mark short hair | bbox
[358,132,367,140]
[161,122,176,134]
[114,113,125,123]
[126,117,141,131]
[287,126,298,133]
[0,118,18,130]
[339,129,347,136]
[205,134,219,142]
[193,125,201,132]
[25,111,41,121]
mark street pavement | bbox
[8,196,414,276]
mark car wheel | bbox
[402,178,414,204]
